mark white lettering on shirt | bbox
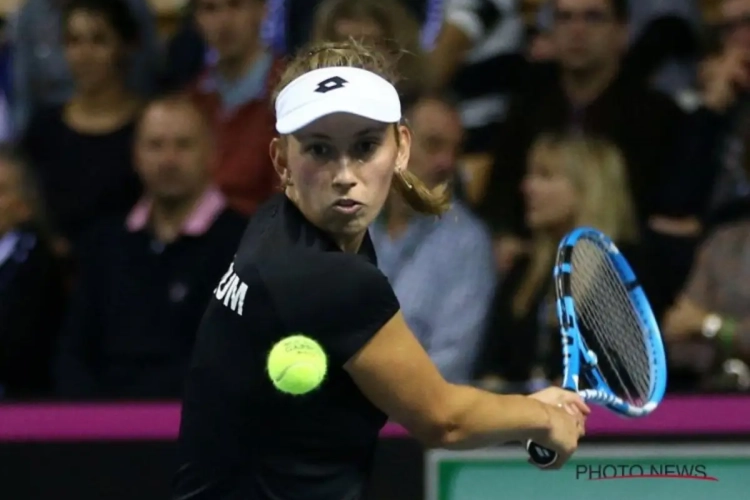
[214,263,248,316]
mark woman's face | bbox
[64,10,124,92]
[522,145,577,231]
[271,113,410,247]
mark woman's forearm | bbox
[436,384,551,450]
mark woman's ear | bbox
[395,124,411,174]
[270,137,289,184]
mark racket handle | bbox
[525,440,558,468]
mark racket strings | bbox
[570,241,652,406]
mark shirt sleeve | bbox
[424,223,497,383]
[260,252,400,367]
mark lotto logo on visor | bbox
[275,67,402,134]
[314,76,348,93]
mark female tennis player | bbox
[173,40,588,500]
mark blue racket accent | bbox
[527,227,667,467]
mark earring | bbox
[397,169,413,190]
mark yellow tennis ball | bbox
[267,335,327,395]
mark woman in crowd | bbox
[21,0,143,255]
[475,133,640,393]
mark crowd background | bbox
[1,0,750,404]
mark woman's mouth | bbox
[333,199,363,214]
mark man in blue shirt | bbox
[370,94,497,384]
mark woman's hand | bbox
[529,387,591,418]
[528,402,585,469]
[526,387,589,470]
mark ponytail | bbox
[391,169,451,216]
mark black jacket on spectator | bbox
[22,106,142,247]
[479,63,685,236]
[55,206,246,400]
[661,100,750,228]
[474,255,561,384]
[0,225,66,399]
[476,243,652,386]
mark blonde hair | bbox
[512,133,639,316]
[311,0,428,98]
[273,39,450,216]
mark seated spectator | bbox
[311,0,429,99]
[480,0,685,272]
[663,216,750,392]
[429,0,526,154]
[0,148,66,400]
[660,0,750,230]
[12,0,158,136]
[370,94,496,384]
[55,96,246,399]
[191,0,282,216]
[475,133,640,393]
[269,0,444,56]
[21,0,145,254]
[626,0,701,101]
[161,3,209,93]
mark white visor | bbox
[275,67,401,134]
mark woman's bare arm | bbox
[345,312,575,450]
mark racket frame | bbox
[527,227,668,467]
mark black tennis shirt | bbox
[173,194,401,500]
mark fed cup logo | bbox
[315,76,348,93]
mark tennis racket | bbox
[526,227,667,467]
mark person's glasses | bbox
[554,9,612,25]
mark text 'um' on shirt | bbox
[214,263,248,315]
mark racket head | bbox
[554,227,667,416]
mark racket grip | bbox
[526,440,558,467]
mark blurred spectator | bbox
[12,0,159,136]
[663,0,750,229]
[370,94,496,384]
[626,0,701,100]
[0,148,65,400]
[663,218,750,392]
[161,2,209,93]
[55,96,246,399]
[475,133,639,393]
[479,0,684,275]
[191,0,282,216]
[279,0,443,56]
[311,0,429,100]
[20,0,144,255]
[313,0,428,100]
[429,0,526,154]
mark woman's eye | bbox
[305,143,332,159]
[353,140,379,158]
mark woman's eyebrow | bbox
[297,127,388,141]
[295,132,332,141]
[354,127,387,137]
